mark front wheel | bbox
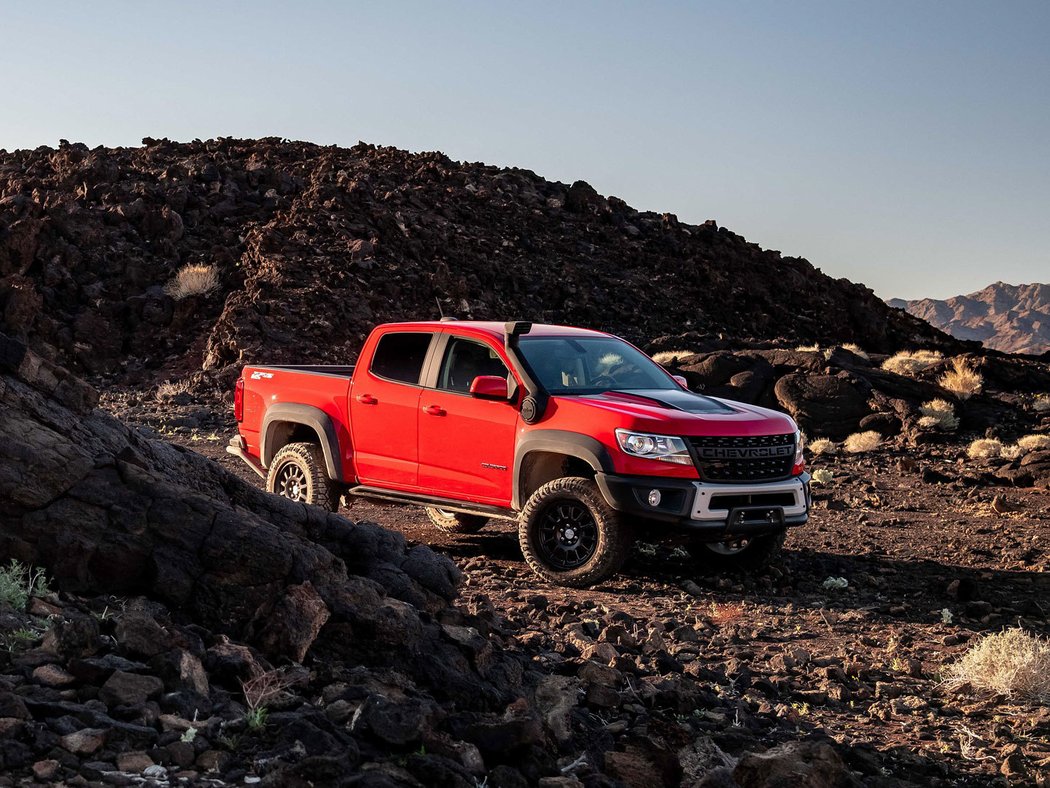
[518,477,632,588]
[425,507,488,534]
[687,530,786,573]
[265,442,340,511]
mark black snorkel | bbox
[504,321,549,424]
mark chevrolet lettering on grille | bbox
[700,446,794,460]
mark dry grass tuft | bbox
[841,343,870,361]
[943,628,1050,702]
[938,357,983,400]
[808,438,837,456]
[966,438,1002,460]
[164,263,220,300]
[881,349,944,377]
[651,350,696,366]
[844,431,881,453]
[156,380,192,402]
[794,344,821,353]
[1002,444,1023,460]
[1033,396,1050,413]
[918,399,959,431]
[1014,434,1050,455]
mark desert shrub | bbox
[943,628,1050,702]
[651,350,695,366]
[881,349,944,377]
[966,438,1002,459]
[1015,434,1050,455]
[938,357,983,400]
[918,399,959,431]
[156,380,192,402]
[808,438,836,456]
[1033,396,1050,413]
[843,431,881,453]
[810,468,834,484]
[0,560,50,611]
[164,263,220,300]
[841,343,870,361]
[1002,444,1023,460]
[795,344,821,353]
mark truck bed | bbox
[251,365,356,377]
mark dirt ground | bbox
[120,400,1049,786]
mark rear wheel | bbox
[266,442,340,511]
[425,507,488,534]
[688,530,786,572]
[519,477,631,588]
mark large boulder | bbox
[774,373,871,439]
[0,333,469,684]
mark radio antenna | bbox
[435,297,444,319]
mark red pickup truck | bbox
[229,320,810,587]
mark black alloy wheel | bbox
[535,500,600,570]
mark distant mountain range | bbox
[888,281,1050,356]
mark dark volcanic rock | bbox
[0,333,464,679]
[774,373,871,439]
[0,138,947,384]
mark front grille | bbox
[689,434,795,483]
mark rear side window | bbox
[438,337,509,393]
[370,332,433,384]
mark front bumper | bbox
[595,471,810,540]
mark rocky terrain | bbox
[0,138,951,397]
[2,137,1049,787]
[889,282,1050,356]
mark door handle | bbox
[356,394,378,405]
[422,404,446,416]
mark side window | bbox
[438,337,509,393]
[370,332,433,384]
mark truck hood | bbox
[564,389,798,436]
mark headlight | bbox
[794,429,805,471]
[615,429,692,465]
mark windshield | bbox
[518,336,677,395]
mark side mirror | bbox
[469,375,509,400]
[673,375,689,389]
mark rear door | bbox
[416,333,520,506]
[349,330,435,490]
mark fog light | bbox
[647,489,662,507]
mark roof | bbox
[376,320,613,341]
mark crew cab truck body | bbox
[229,320,810,587]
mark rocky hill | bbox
[888,281,1050,356]
[0,138,949,390]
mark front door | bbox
[417,335,519,506]
[349,330,434,490]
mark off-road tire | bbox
[688,530,786,573]
[425,507,488,534]
[519,477,632,588]
[265,442,340,511]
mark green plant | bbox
[2,627,41,653]
[245,707,268,730]
[810,468,834,485]
[0,560,50,611]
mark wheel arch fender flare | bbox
[513,430,615,509]
[261,403,345,482]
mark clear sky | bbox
[2,1,1047,299]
